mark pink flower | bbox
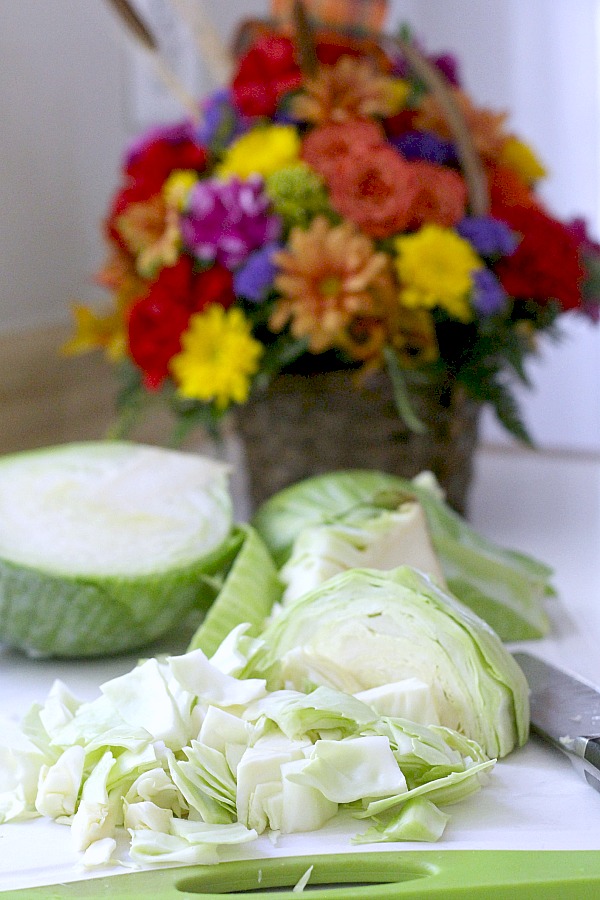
[181,176,281,270]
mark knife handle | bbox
[564,735,600,792]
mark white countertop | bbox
[2,446,600,892]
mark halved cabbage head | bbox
[244,566,530,759]
[0,442,236,657]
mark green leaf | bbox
[383,348,427,433]
[187,525,282,657]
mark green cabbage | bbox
[0,442,236,657]
[187,525,283,656]
[1,640,496,860]
[243,566,530,758]
[251,469,553,641]
[279,500,445,604]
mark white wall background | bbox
[1,0,599,451]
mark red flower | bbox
[127,258,235,389]
[125,138,208,202]
[104,138,208,249]
[314,34,391,70]
[232,36,303,117]
[493,204,584,312]
[383,108,418,139]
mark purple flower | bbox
[566,217,600,254]
[197,88,249,149]
[181,176,281,271]
[458,216,518,258]
[390,130,457,166]
[234,243,282,302]
[472,268,507,316]
[391,46,461,87]
[432,53,461,87]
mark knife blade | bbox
[513,651,600,793]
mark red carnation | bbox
[232,36,303,117]
[125,138,208,202]
[128,257,235,389]
[493,204,584,312]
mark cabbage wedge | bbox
[252,469,553,641]
[243,566,530,759]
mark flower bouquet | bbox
[66,0,600,512]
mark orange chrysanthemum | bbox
[271,216,396,361]
[292,56,400,124]
[114,195,181,278]
[415,88,509,161]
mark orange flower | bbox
[292,56,399,124]
[487,162,539,211]
[406,161,467,229]
[301,120,385,181]
[326,143,420,238]
[114,195,167,257]
[271,216,396,360]
[95,246,148,313]
[416,88,509,161]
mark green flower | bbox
[266,163,334,231]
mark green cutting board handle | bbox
[4,851,600,899]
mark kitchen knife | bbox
[513,651,600,792]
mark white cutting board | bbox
[2,447,600,891]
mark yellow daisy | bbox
[395,225,483,322]
[216,125,301,180]
[170,305,263,409]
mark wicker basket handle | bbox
[390,36,490,217]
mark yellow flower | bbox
[216,126,301,180]
[163,170,199,210]
[170,305,263,409]
[61,303,127,361]
[390,306,439,367]
[394,225,483,322]
[499,135,547,185]
[387,78,411,114]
